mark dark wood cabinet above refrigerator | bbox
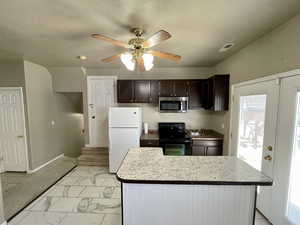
[117,75,229,111]
[158,80,189,97]
[117,80,134,103]
[134,80,151,103]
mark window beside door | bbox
[237,95,267,171]
[286,92,300,225]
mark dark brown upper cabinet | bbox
[150,80,159,103]
[117,75,229,111]
[173,80,189,97]
[188,80,203,109]
[202,75,229,111]
[117,80,134,103]
[159,80,189,97]
[158,80,174,97]
[134,80,151,103]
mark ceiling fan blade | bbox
[102,53,122,63]
[137,57,145,72]
[149,50,181,61]
[91,34,128,48]
[143,30,171,48]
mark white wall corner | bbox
[80,66,87,75]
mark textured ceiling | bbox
[0,0,300,68]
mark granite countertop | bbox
[140,129,223,141]
[140,130,159,140]
[188,129,224,140]
[117,148,273,186]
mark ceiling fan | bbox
[91,28,181,71]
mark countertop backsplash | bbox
[118,103,226,131]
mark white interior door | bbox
[272,75,300,225]
[231,80,279,222]
[88,77,116,147]
[0,88,28,172]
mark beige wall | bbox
[49,67,86,92]
[0,177,4,225]
[24,61,84,169]
[0,59,26,87]
[215,13,300,154]
[55,93,84,157]
[24,61,63,169]
[120,103,225,130]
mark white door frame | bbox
[86,76,117,147]
[0,87,29,172]
[229,68,300,156]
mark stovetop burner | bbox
[158,122,191,141]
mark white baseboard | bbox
[27,154,64,174]
[85,144,105,148]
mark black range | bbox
[158,122,192,156]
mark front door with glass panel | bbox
[231,80,279,222]
[272,75,300,225]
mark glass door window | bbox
[287,93,300,225]
[237,95,267,171]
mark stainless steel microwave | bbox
[159,97,188,113]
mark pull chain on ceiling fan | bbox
[91,28,181,71]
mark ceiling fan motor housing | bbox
[132,28,144,37]
[128,38,145,50]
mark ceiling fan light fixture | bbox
[121,52,135,71]
[142,53,154,71]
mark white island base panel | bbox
[122,183,256,225]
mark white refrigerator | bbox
[108,107,142,173]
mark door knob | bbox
[264,155,272,161]
[267,146,273,151]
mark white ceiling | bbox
[0,0,300,68]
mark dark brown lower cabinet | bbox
[206,146,222,156]
[192,140,223,156]
[191,146,206,156]
[140,139,159,147]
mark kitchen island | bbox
[117,148,272,225]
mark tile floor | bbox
[1,157,77,220]
[8,166,271,225]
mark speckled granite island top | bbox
[117,148,273,185]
